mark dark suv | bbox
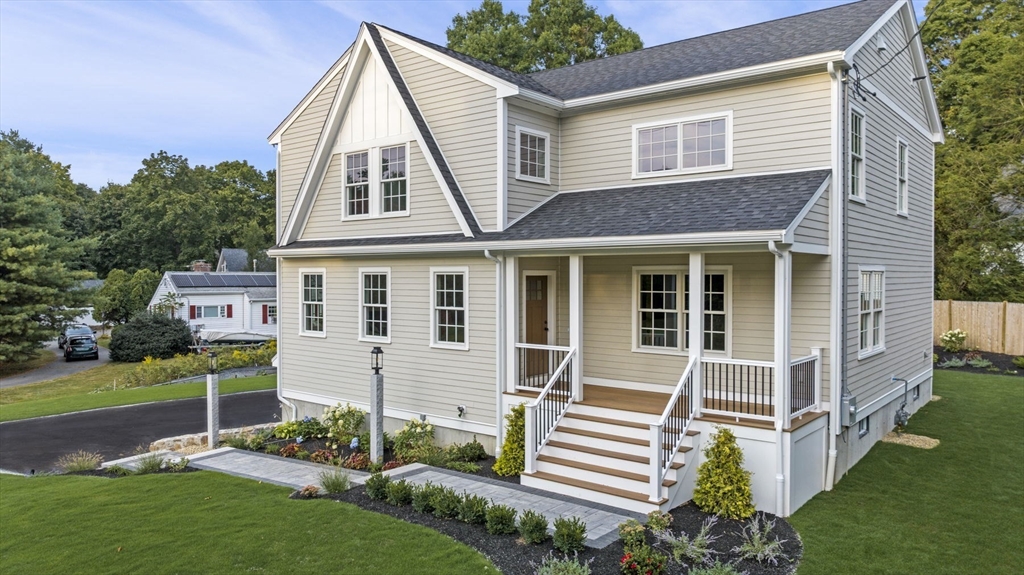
[58,324,95,349]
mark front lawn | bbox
[791,371,1024,574]
[0,360,139,405]
[0,472,497,574]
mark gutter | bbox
[274,257,297,421]
[483,250,505,455]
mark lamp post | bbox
[207,351,219,448]
[370,347,384,464]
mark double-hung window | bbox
[896,139,909,215]
[634,112,731,178]
[639,272,680,348]
[515,127,549,184]
[850,110,866,200]
[359,269,390,342]
[301,271,325,336]
[858,268,885,356]
[343,143,409,219]
[686,273,727,352]
[634,268,729,354]
[431,268,468,350]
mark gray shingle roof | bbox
[218,248,249,272]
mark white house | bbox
[148,272,279,338]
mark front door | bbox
[525,275,549,378]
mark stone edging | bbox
[150,422,277,452]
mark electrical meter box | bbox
[840,393,857,427]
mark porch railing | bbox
[648,355,696,502]
[789,351,820,418]
[524,347,576,474]
[515,343,571,391]
[701,358,776,421]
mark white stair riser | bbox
[558,416,650,441]
[543,444,651,475]
[535,460,651,493]
[521,474,663,515]
[569,403,661,425]
[550,429,649,453]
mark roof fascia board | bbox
[845,0,905,57]
[268,50,352,144]
[376,28,519,98]
[783,175,832,243]
[860,78,935,141]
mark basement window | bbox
[858,416,870,438]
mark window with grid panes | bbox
[682,273,727,352]
[361,272,388,340]
[346,151,369,216]
[381,145,407,213]
[518,130,547,180]
[681,118,727,169]
[850,111,865,199]
[859,270,884,353]
[433,272,466,346]
[897,141,909,214]
[637,125,678,174]
[638,273,679,348]
[302,273,324,334]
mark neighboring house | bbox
[217,248,251,272]
[148,272,279,337]
[267,0,941,516]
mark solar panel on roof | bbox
[207,275,226,287]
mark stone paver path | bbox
[185,448,369,490]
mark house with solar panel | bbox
[148,271,278,343]
[266,0,941,516]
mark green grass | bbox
[0,349,57,378]
[0,472,498,574]
[0,375,277,422]
[791,371,1024,574]
[0,361,139,405]
[96,335,111,349]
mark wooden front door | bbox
[525,276,549,377]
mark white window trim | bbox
[339,138,411,221]
[514,126,550,185]
[430,266,470,351]
[196,305,227,319]
[631,111,734,180]
[358,267,391,344]
[849,106,867,203]
[858,415,870,438]
[298,268,326,338]
[895,137,909,217]
[857,265,885,359]
[266,304,278,325]
[630,265,732,357]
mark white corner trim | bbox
[497,98,508,230]
[844,0,907,59]
[783,175,832,243]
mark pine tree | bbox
[692,426,756,520]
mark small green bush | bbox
[386,479,414,506]
[493,403,525,476]
[1013,356,1024,369]
[223,435,250,449]
[57,450,103,473]
[732,514,787,566]
[133,452,165,475]
[618,519,646,553]
[247,429,271,451]
[457,492,488,524]
[445,461,481,473]
[394,418,435,462]
[518,509,549,544]
[365,472,391,500]
[939,329,967,353]
[535,551,593,575]
[264,444,280,455]
[109,313,191,362]
[485,503,518,535]
[446,439,488,462]
[663,516,719,566]
[318,468,351,494]
[938,357,966,368]
[412,482,440,514]
[646,510,672,534]
[294,451,310,461]
[553,516,587,554]
[692,426,755,520]
[689,561,742,575]
[167,458,189,473]
[431,486,463,519]
[619,544,667,575]
[968,358,993,368]
[105,465,132,477]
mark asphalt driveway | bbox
[0,340,111,389]
[0,390,280,474]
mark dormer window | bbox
[343,142,410,219]
[515,126,550,184]
[633,112,732,178]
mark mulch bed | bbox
[933,346,1022,377]
[324,483,800,575]
[68,467,200,478]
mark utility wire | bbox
[860,0,948,82]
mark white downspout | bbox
[484,249,505,455]
[825,61,846,490]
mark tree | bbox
[94,268,162,325]
[692,426,755,520]
[447,0,643,73]
[108,313,191,363]
[0,131,94,363]
[922,0,1024,301]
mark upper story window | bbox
[359,269,390,343]
[896,139,909,216]
[858,268,884,356]
[431,268,468,350]
[343,142,410,219]
[516,126,550,184]
[850,109,866,201]
[633,112,732,179]
[301,270,325,336]
[633,267,730,355]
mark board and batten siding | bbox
[558,73,832,191]
[300,142,462,239]
[792,188,830,245]
[279,71,344,236]
[278,256,498,427]
[844,28,936,408]
[386,40,499,231]
[507,103,560,223]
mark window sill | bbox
[342,211,410,222]
[896,211,909,219]
[515,174,550,185]
[359,336,391,345]
[857,346,885,361]
[632,164,732,180]
[299,331,327,339]
[848,194,867,205]
[632,347,686,357]
[430,342,470,352]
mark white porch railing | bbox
[524,347,576,474]
[648,355,697,502]
[701,357,777,421]
[515,343,572,391]
[789,349,821,418]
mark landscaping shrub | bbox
[493,403,525,476]
[293,416,328,440]
[393,418,435,462]
[445,438,488,462]
[167,458,190,473]
[732,514,787,566]
[278,443,305,459]
[661,516,719,566]
[445,461,481,473]
[318,468,351,494]
[412,482,441,514]
[518,509,549,544]
[109,313,191,362]
[431,486,464,519]
[57,450,103,473]
[646,510,672,534]
[133,452,165,475]
[938,357,966,368]
[274,420,302,439]
[341,452,371,470]
[322,403,366,449]
[689,561,742,575]
[693,426,755,520]
[619,544,667,575]
[264,444,280,455]
[968,358,993,368]
[1014,356,1024,369]
[309,449,335,464]
[618,519,646,553]
[365,472,391,500]
[382,460,403,471]
[298,485,320,499]
[386,479,414,506]
[458,493,489,524]
[414,446,450,467]
[223,435,250,449]
[553,516,587,554]
[105,465,132,477]
[294,451,310,461]
[535,551,593,575]
[940,329,968,353]
[485,503,517,535]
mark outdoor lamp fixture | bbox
[208,351,218,374]
[371,346,384,375]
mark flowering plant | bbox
[393,418,435,461]
[322,403,366,449]
[620,544,667,575]
[940,329,968,353]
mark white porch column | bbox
[772,243,792,516]
[504,255,519,394]
[688,252,704,417]
[569,255,583,402]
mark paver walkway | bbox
[152,447,641,548]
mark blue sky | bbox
[0,1,925,190]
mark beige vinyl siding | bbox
[852,15,930,129]
[507,103,559,223]
[520,257,570,347]
[278,256,497,426]
[300,142,462,239]
[386,41,499,231]
[559,73,832,190]
[791,254,832,402]
[792,187,830,245]
[279,71,344,236]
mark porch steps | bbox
[697,413,776,430]
[536,455,677,487]
[526,471,668,507]
[545,441,685,470]
[564,413,702,438]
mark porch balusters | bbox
[523,348,576,475]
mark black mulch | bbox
[67,467,200,478]
[324,484,799,575]
[467,456,520,485]
[933,346,1023,377]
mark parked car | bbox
[58,324,95,349]
[64,336,100,361]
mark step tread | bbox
[538,455,677,487]
[526,470,668,505]
[545,440,686,469]
[557,426,695,452]
[563,413,702,437]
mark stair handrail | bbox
[524,347,577,474]
[648,355,697,502]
